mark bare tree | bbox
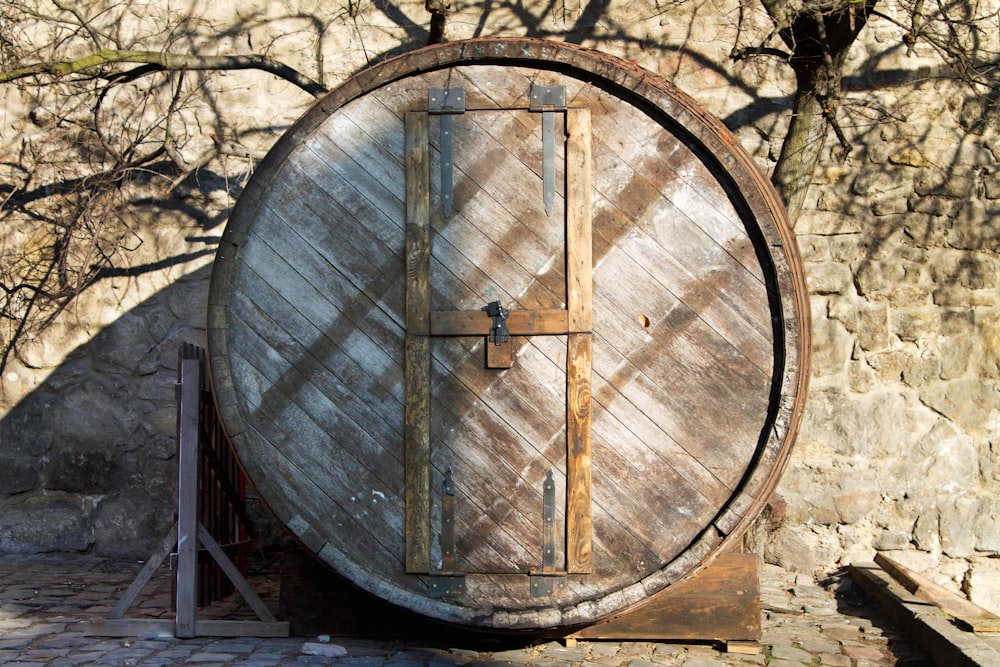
[730,0,999,222]
[0,1,330,372]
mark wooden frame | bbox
[86,355,288,639]
[403,108,594,576]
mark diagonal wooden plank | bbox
[197,523,279,624]
[108,522,177,619]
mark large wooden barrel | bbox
[208,38,810,631]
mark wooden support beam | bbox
[198,524,277,623]
[564,108,593,574]
[431,309,569,336]
[566,108,593,333]
[109,522,178,619]
[566,333,592,573]
[176,358,201,639]
[404,112,432,574]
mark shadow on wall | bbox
[0,264,214,559]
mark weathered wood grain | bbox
[207,39,809,631]
[431,309,568,336]
[405,113,432,574]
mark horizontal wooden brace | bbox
[431,309,589,336]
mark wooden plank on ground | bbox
[875,553,1000,633]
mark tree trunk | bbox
[762,0,879,224]
[771,73,833,225]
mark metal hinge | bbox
[529,85,566,217]
[428,88,466,217]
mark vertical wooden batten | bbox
[404,112,431,574]
[565,108,593,574]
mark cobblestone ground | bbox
[0,555,931,666]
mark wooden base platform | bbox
[280,549,759,648]
[570,551,759,649]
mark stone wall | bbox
[1,1,998,612]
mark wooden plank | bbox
[590,143,771,340]
[431,309,568,336]
[88,617,290,639]
[404,335,431,574]
[338,98,565,312]
[485,339,513,368]
[85,619,176,638]
[875,553,1000,633]
[226,298,405,504]
[223,332,406,545]
[197,523,278,623]
[194,620,291,638]
[427,341,554,572]
[566,333,592,574]
[851,563,1000,667]
[109,522,177,619]
[566,108,593,334]
[176,358,201,639]
[225,350,410,578]
[431,108,567,307]
[406,112,431,335]
[230,273,403,464]
[565,108,592,574]
[572,550,759,641]
[240,222,405,404]
[404,112,431,574]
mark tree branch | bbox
[0,48,327,97]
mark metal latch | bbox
[428,88,465,217]
[481,301,512,369]
[529,84,566,217]
[481,301,510,345]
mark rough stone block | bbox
[49,380,143,450]
[828,300,889,352]
[932,285,997,308]
[42,445,118,494]
[93,489,170,559]
[806,262,854,295]
[832,490,880,524]
[0,496,92,553]
[0,457,40,495]
[914,167,975,198]
[966,559,1000,615]
[810,316,852,377]
[890,310,940,343]
[974,499,1000,553]
[919,379,1000,433]
[950,200,1000,249]
[875,530,911,551]
[939,495,981,558]
[907,194,958,216]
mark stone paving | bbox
[0,554,932,666]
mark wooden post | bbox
[404,112,432,574]
[565,108,593,574]
[176,358,201,638]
